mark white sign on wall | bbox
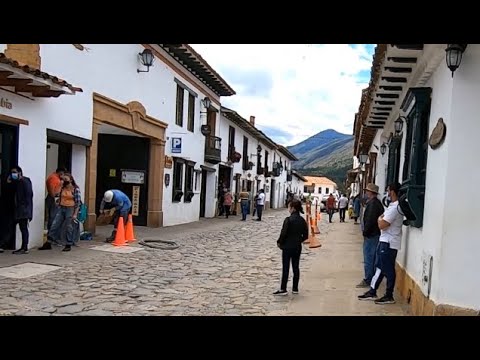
[121,171,145,184]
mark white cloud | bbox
[190,44,374,146]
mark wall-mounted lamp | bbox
[380,143,387,156]
[200,97,212,136]
[201,97,211,110]
[445,44,467,78]
[137,49,155,73]
[358,153,369,165]
[394,116,405,135]
[257,145,262,153]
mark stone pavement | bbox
[285,214,409,316]
[0,208,409,316]
[0,208,327,316]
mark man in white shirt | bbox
[338,194,349,222]
[255,189,266,221]
[358,182,404,304]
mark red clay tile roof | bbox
[0,53,82,94]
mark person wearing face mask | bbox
[0,166,33,254]
[273,199,308,296]
[39,173,81,252]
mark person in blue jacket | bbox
[99,189,132,242]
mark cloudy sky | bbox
[191,44,375,147]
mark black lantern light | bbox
[257,145,262,153]
[394,116,405,134]
[137,49,155,73]
[201,97,211,109]
[380,143,387,156]
[358,153,369,165]
[445,44,467,77]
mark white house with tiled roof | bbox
[351,44,480,316]
[0,43,235,250]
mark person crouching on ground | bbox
[99,189,132,242]
[39,173,81,252]
[273,199,309,296]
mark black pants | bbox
[224,205,231,218]
[281,247,302,291]
[339,207,346,222]
[328,209,334,222]
[17,219,29,250]
[371,242,398,297]
[256,205,264,220]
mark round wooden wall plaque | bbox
[429,117,446,149]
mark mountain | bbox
[287,129,354,192]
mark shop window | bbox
[175,85,184,127]
[184,161,195,202]
[172,158,184,202]
[326,188,329,194]
[187,93,195,132]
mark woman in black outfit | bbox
[274,199,309,296]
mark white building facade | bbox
[0,44,236,249]
[353,44,480,315]
[218,108,298,213]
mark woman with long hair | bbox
[274,199,309,296]
[39,172,81,252]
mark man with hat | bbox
[356,183,384,288]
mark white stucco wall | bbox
[0,85,90,249]
[40,44,225,228]
[370,45,480,310]
[391,56,453,306]
[433,45,480,310]
[290,176,305,196]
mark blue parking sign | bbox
[172,137,182,153]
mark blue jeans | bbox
[363,235,380,283]
[241,200,249,220]
[48,206,75,246]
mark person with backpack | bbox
[39,172,82,252]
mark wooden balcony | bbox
[205,135,222,164]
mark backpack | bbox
[77,203,88,223]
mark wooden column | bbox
[84,120,100,233]
[147,138,165,227]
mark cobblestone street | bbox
[0,209,329,316]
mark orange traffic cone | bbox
[313,215,320,234]
[125,214,136,243]
[308,224,322,249]
[303,213,311,244]
[112,217,127,247]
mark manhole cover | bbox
[0,262,61,279]
[89,244,143,254]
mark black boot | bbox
[105,230,116,243]
[62,245,71,252]
[38,242,52,250]
[13,248,29,254]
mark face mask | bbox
[11,173,19,180]
[387,195,391,202]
